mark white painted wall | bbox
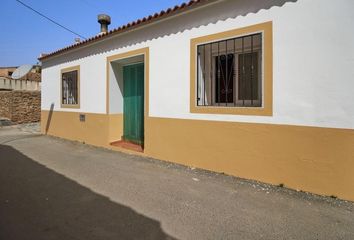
[0,77,41,91]
[42,53,107,113]
[41,0,354,129]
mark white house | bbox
[40,0,354,201]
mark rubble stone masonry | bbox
[0,90,41,123]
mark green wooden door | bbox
[123,63,144,145]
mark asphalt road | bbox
[0,126,353,240]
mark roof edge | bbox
[39,0,216,61]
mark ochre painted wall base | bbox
[41,111,354,201]
[41,111,122,148]
[145,117,354,201]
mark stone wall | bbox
[0,90,41,123]
[0,91,12,119]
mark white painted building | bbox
[40,0,354,201]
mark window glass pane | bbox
[238,52,258,101]
[215,54,234,104]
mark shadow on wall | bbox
[45,103,54,134]
[42,0,297,68]
[0,145,177,240]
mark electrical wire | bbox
[15,0,87,39]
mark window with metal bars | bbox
[197,33,262,107]
[62,70,78,105]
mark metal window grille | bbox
[62,70,78,105]
[197,33,262,107]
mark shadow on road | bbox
[0,144,176,240]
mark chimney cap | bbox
[98,14,111,25]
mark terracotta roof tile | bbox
[39,0,210,61]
